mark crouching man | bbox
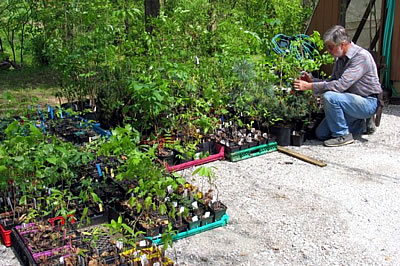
[294,25,382,147]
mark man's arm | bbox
[312,54,368,95]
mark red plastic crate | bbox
[0,223,12,247]
[165,144,225,172]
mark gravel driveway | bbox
[2,105,400,266]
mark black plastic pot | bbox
[157,149,175,166]
[210,201,227,222]
[291,133,305,146]
[270,125,292,146]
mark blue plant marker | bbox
[47,104,51,113]
[37,104,41,114]
[50,107,54,120]
[60,111,63,118]
[40,121,46,133]
[221,115,225,123]
[96,164,103,177]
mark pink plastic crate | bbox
[165,144,225,172]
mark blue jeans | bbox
[316,91,378,140]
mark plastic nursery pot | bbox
[157,149,175,166]
[173,219,188,233]
[200,212,214,226]
[210,201,227,222]
[184,215,201,230]
[291,133,305,146]
[270,125,292,146]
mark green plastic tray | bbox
[226,142,277,162]
[149,214,229,245]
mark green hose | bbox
[382,0,397,96]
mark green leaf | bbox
[46,157,57,165]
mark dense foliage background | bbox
[0,0,324,135]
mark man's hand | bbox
[300,72,313,82]
[294,79,312,91]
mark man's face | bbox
[325,41,344,58]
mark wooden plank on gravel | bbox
[277,146,327,167]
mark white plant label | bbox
[179,206,185,214]
[139,240,147,247]
[33,198,37,209]
[192,215,198,222]
[116,241,123,250]
[99,204,103,212]
[212,195,217,203]
[141,255,148,265]
[191,201,198,209]
[183,189,188,198]
[59,257,64,264]
[204,211,210,218]
[154,263,161,266]
[89,137,92,143]
[111,168,114,178]
[172,201,178,208]
[167,185,173,194]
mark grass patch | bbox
[0,65,63,116]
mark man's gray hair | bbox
[323,25,350,45]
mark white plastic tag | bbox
[212,195,217,203]
[111,168,114,178]
[179,207,185,214]
[139,240,147,247]
[59,257,64,264]
[183,189,188,198]
[89,137,92,143]
[192,215,198,222]
[167,185,173,194]
[204,212,210,218]
[191,201,198,209]
[141,255,148,265]
[172,201,178,208]
[116,241,123,250]
[154,262,161,266]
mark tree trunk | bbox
[144,0,160,34]
[0,37,3,52]
[20,23,25,66]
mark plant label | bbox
[111,168,115,178]
[141,255,149,265]
[59,257,64,264]
[105,167,109,174]
[192,215,198,222]
[179,207,185,214]
[204,212,210,218]
[183,189,188,198]
[191,201,198,209]
[167,185,173,194]
[139,240,147,247]
[173,201,178,208]
[212,195,217,203]
[116,240,123,250]
[154,263,161,266]
[99,204,103,212]
[7,197,12,209]
[33,198,37,209]
[164,196,170,202]
[89,137,92,143]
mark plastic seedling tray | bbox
[165,144,225,172]
[149,214,229,245]
[226,142,277,162]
